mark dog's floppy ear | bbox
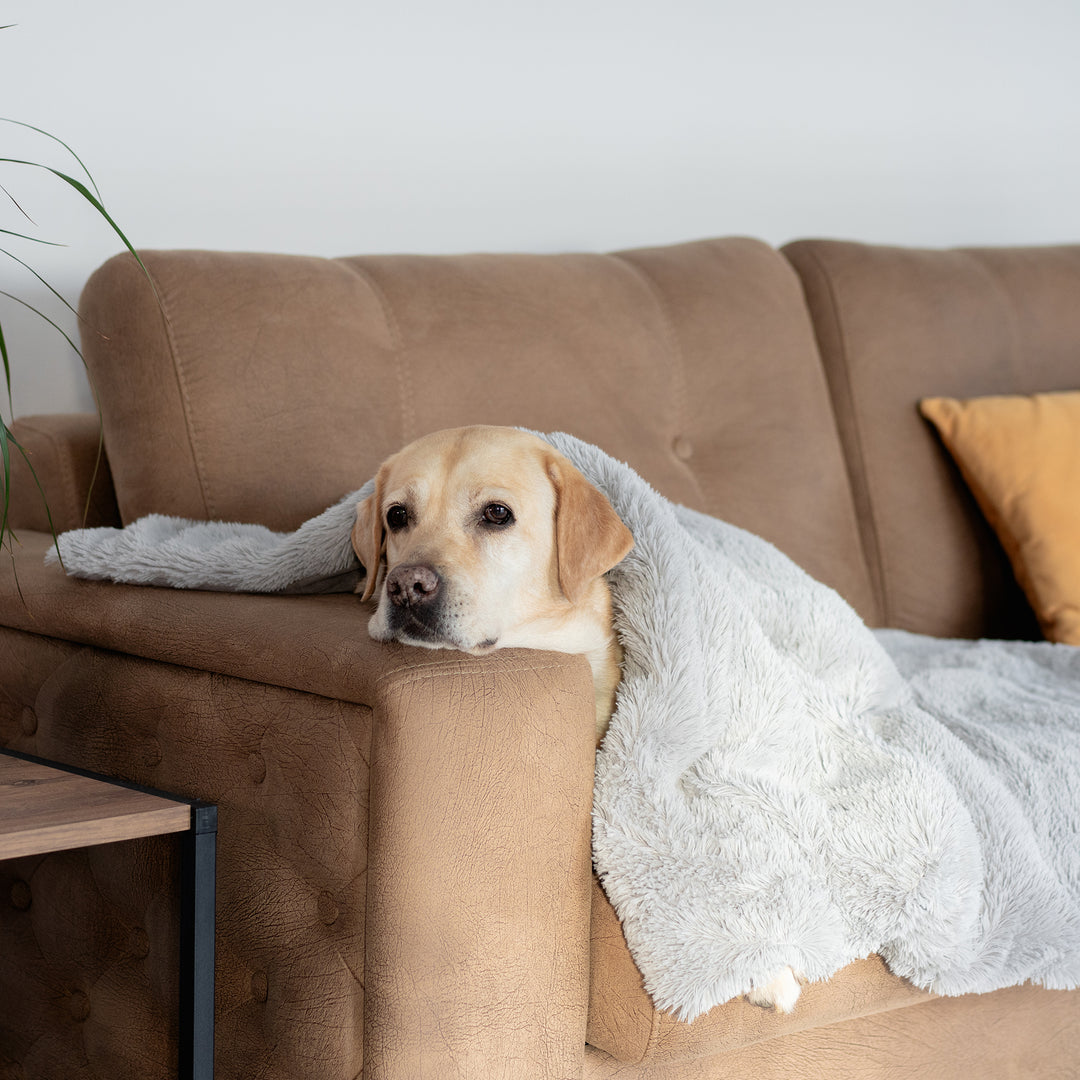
[352,470,387,602]
[548,454,634,604]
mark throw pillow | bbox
[920,390,1080,645]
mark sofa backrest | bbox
[79,238,878,620]
[784,239,1080,639]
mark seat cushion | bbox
[784,239,1080,638]
[585,876,933,1066]
[79,238,876,617]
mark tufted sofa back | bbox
[79,237,879,622]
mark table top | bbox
[0,752,193,860]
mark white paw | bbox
[745,966,804,1013]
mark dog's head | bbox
[352,426,633,655]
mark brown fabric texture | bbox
[79,240,876,619]
[363,650,596,1079]
[582,982,1080,1078]
[5,413,120,534]
[0,625,372,1080]
[783,239,1080,639]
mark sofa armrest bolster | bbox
[6,414,120,533]
[364,649,596,1080]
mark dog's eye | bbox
[482,503,514,526]
[386,505,409,531]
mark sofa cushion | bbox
[920,390,1080,644]
[585,876,934,1066]
[784,239,1080,638]
[79,239,877,618]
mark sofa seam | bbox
[790,245,889,626]
[338,259,413,445]
[955,248,1026,388]
[639,993,666,1065]
[606,252,709,511]
[373,655,578,689]
[149,259,216,519]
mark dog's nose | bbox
[385,564,441,607]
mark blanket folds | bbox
[45,433,1080,1021]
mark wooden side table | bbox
[0,748,217,1080]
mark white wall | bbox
[3,0,1079,417]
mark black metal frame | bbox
[179,802,217,1080]
[0,748,217,1080]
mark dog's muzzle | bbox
[384,563,446,643]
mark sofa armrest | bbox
[365,651,596,1079]
[5,413,120,533]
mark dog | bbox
[351,424,803,1013]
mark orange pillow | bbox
[920,391,1080,645]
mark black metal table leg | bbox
[179,803,217,1080]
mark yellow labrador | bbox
[351,425,632,743]
[351,424,803,1013]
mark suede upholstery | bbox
[783,239,1080,640]
[2,237,1079,1079]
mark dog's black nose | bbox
[385,564,441,608]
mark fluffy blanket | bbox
[47,433,1080,1020]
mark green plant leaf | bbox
[0,122,155,565]
[0,159,147,281]
[0,312,9,408]
[0,289,106,540]
[0,289,82,356]
[0,225,64,246]
[1,245,81,319]
[1,180,35,223]
[1,117,103,202]
[0,418,62,567]
[0,419,11,549]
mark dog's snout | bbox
[386,564,441,607]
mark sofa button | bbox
[247,752,267,784]
[317,891,339,926]
[251,970,269,1002]
[10,880,31,910]
[673,436,694,460]
[19,707,37,736]
[69,990,91,1022]
[142,739,162,768]
[129,927,150,959]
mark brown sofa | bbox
[2,237,1079,1079]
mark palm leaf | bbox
[0,159,148,281]
[0,291,104,551]
[0,312,9,407]
[0,418,11,549]
[0,121,154,563]
[2,246,81,318]
[1,180,35,223]
[0,418,62,567]
[0,289,83,356]
[0,225,63,245]
[1,117,103,202]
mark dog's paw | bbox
[745,967,804,1013]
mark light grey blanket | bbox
[47,433,1080,1020]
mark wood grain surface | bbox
[0,754,192,859]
